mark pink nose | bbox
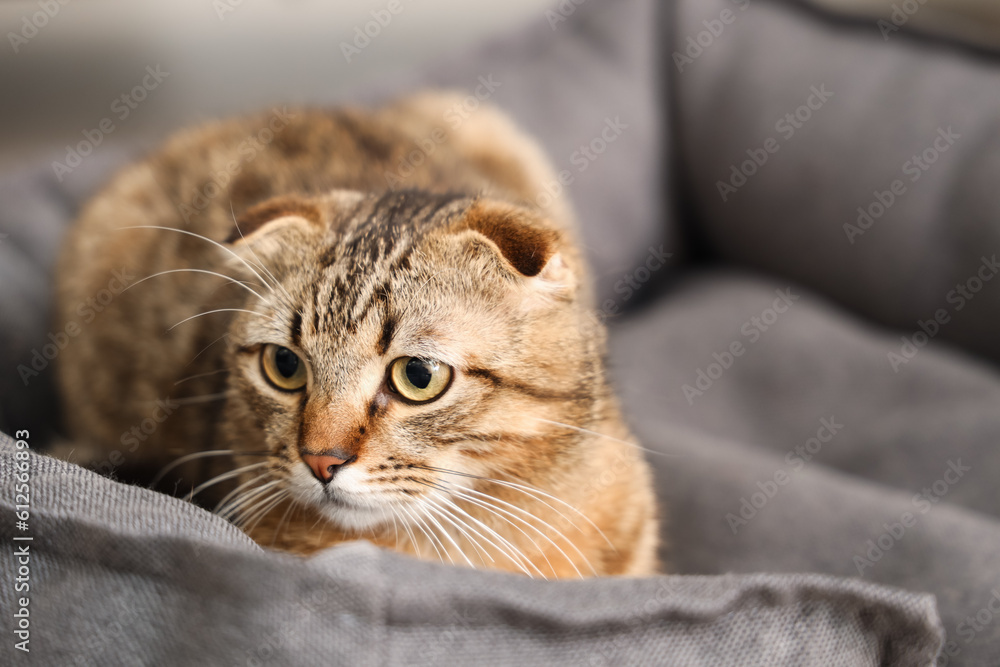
[301,453,350,484]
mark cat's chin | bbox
[313,495,391,533]
[283,466,393,532]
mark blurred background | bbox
[3,0,998,174]
[0,0,552,173]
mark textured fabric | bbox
[608,273,1000,665]
[0,436,943,666]
[672,0,1000,363]
[0,148,130,442]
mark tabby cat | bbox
[54,93,659,577]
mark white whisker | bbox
[168,308,279,331]
[123,268,267,301]
[436,488,554,577]
[385,506,401,552]
[150,449,267,489]
[270,496,298,548]
[428,497,503,569]
[218,479,279,518]
[421,465,615,552]
[174,369,230,386]
[187,332,230,366]
[416,481,538,577]
[399,503,447,565]
[431,500,494,564]
[214,474,270,513]
[166,391,233,406]
[240,489,291,533]
[228,200,302,319]
[413,504,459,566]
[447,483,590,577]
[392,502,423,558]
[229,488,283,529]
[120,225,275,290]
[531,417,674,458]
[431,501,493,567]
[420,503,475,568]
[429,494,543,575]
[184,461,269,501]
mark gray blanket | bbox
[4,0,1000,663]
[0,436,943,665]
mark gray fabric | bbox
[608,273,1000,665]
[0,436,943,666]
[673,0,1000,363]
[0,149,130,441]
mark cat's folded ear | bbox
[225,196,327,245]
[455,200,577,298]
[225,191,363,263]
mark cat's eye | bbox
[389,357,452,403]
[260,344,308,391]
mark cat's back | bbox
[59,94,571,310]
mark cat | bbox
[54,92,660,578]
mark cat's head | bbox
[220,190,604,533]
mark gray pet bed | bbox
[4,0,1000,664]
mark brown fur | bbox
[53,93,660,578]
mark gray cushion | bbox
[608,272,1000,665]
[672,0,1000,363]
[0,434,943,666]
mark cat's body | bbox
[55,93,659,577]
